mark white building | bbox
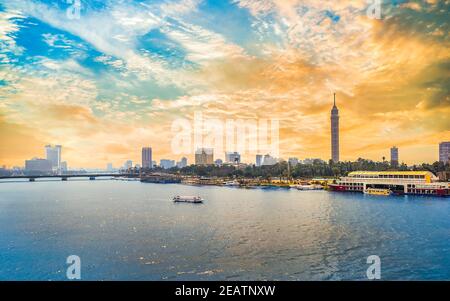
[160,159,175,169]
[60,161,68,173]
[256,154,263,167]
[45,145,61,171]
[225,152,241,164]
[124,160,133,169]
[262,154,277,166]
[25,158,52,173]
[177,157,188,168]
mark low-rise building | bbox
[160,159,176,169]
[25,158,53,174]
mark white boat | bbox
[293,184,324,190]
[224,181,240,187]
[173,195,203,203]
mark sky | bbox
[0,0,449,168]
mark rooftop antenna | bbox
[334,93,336,106]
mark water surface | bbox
[0,180,449,280]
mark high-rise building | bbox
[225,152,241,164]
[331,93,339,162]
[390,146,399,167]
[142,147,152,169]
[45,145,62,170]
[256,154,263,167]
[177,157,188,168]
[160,159,175,169]
[439,142,450,164]
[195,148,214,165]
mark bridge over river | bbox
[0,174,138,181]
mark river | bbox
[0,179,449,280]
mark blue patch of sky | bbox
[95,72,185,104]
[390,0,409,7]
[33,0,109,11]
[324,10,340,23]
[188,0,270,56]
[11,16,118,76]
[137,28,195,70]
[14,18,73,60]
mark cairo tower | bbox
[331,93,340,162]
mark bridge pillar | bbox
[89,176,96,180]
[29,178,35,182]
[62,177,68,181]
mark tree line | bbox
[140,158,450,179]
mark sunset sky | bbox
[0,0,449,168]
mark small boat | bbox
[364,188,392,196]
[294,184,323,190]
[224,181,240,187]
[173,195,203,203]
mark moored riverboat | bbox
[329,171,450,197]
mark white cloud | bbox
[162,20,248,64]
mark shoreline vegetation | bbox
[135,158,450,189]
[149,158,450,178]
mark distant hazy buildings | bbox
[160,159,175,169]
[60,161,68,173]
[288,157,299,167]
[331,93,339,162]
[303,158,324,164]
[390,146,399,167]
[176,157,188,168]
[107,163,113,171]
[262,154,277,166]
[25,158,52,173]
[45,144,62,171]
[256,154,263,167]
[225,152,241,164]
[195,148,214,165]
[439,142,450,164]
[142,147,152,169]
[124,160,133,170]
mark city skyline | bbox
[6,140,450,171]
[1,1,449,168]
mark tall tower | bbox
[331,93,339,162]
[439,142,450,163]
[390,146,399,167]
[142,147,152,169]
[45,144,62,171]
